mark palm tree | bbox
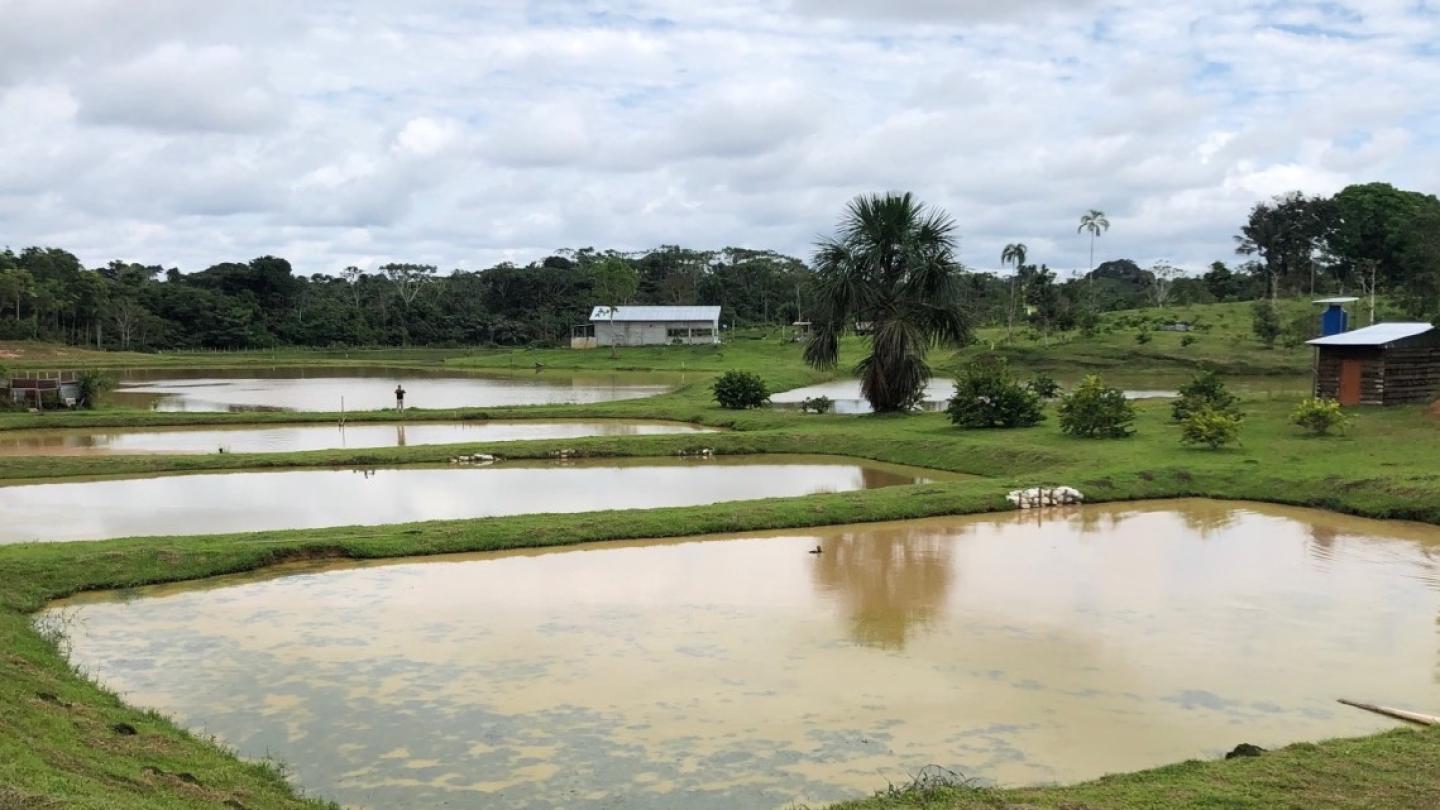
[1001,242,1028,270]
[1000,243,1028,341]
[804,192,971,413]
[1077,209,1110,277]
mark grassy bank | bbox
[3,319,1440,808]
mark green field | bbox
[2,303,1439,809]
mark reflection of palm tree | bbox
[809,526,958,649]
[1179,501,1237,538]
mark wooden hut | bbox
[1307,323,1440,405]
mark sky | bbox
[2,0,1438,277]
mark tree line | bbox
[1,181,1434,351]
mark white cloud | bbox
[2,0,1439,275]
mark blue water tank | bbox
[1321,304,1348,337]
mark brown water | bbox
[0,456,945,544]
[0,420,717,456]
[111,367,682,412]
[48,500,1440,809]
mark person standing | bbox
[394,384,406,411]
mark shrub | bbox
[1057,375,1135,438]
[712,371,769,410]
[76,369,113,409]
[1027,374,1061,399]
[1180,405,1244,449]
[1291,397,1352,436]
[800,395,833,414]
[1252,300,1281,348]
[946,358,1044,429]
[1135,328,1152,345]
[1171,369,1240,422]
[1180,334,1197,347]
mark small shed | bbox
[4,371,83,409]
[584,306,721,348]
[1307,322,1440,405]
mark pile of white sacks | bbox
[1007,486,1084,509]
[449,453,497,466]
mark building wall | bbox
[593,320,719,347]
[1314,347,1384,404]
[1379,337,1440,405]
[1314,335,1440,405]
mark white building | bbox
[575,305,722,348]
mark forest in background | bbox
[1,182,1436,351]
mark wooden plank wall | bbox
[1382,344,1440,404]
[1315,347,1384,404]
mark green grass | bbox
[2,303,1440,808]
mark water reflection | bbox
[111,366,682,412]
[48,500,1440,809]
[0,456,946,543]
[812,525,959,649]
[0,419,717,456]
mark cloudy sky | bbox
[2,0,1438,276]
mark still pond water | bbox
[0,420,716,456]
[0,456,943,544]
[111,367,680,412]
[49,500,1440,809]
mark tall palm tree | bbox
[1000,243,1028,342]
[804,192,971,413]
[1001,242,1028,270]
[1077,209,1110,277]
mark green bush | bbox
[946,358,1045,429]
[1180,333,1197,347]
[1027,374,1061,399]
[1291,397,1352,436]
[1252,300,1281,348]
[1135,328,1152,344]
[712,370,770,410]
[1057,375,1135,438]
[1180,405,1244,449]
[1172,369,1241,422]
[800,395,833,414]
[76,369,114,410]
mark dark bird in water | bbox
[809,545,823,554]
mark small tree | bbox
[1291,397,1352,436]
[946,357,1045,428]
[1058,375,1135,438]
[75,369,113,409]
[712,371,769,410]
[592,256,639,359]
[1172,370,1240,422]
[1252,300,1281,348]
[1180,405,1243,449]
[1027,374,1061,399]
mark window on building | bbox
[667,327,691,339]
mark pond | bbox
[0,456,947,543]
[771,378,1184,414]
[110,367,682,412]
[0,420,717,456]
[771,378,955,414]
[47,500,1440,809]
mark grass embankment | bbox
[3,304,1440,809]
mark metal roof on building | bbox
[590,306,722,322]
[1307,322,1435,347]
[1312,296,1359,305]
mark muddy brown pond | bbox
[0,456,945,543]
[0,419,716,456]
[111,367,682,412]
[46,500,1440,809]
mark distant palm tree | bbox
[1001,242,1028,270]
[1077,209,1110,277]
[1000,243,1028,341]
[804,192,971,413]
